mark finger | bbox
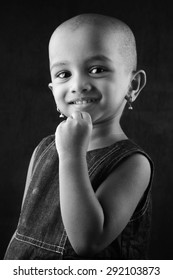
[81,112,92,124]
[55,120,66,132]
[58,119,66,127]
[70,111,82,119]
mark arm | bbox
[56,112,151,256]
[59,153,104,255]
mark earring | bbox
[59,113,65,118]
[125,95,133,110]
[57,108,65,118]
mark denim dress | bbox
[4,135,154,260]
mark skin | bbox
[48,16,146,150]
[38,15,150,256]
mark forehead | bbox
[49,24,123,64]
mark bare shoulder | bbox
[124,152,151,179]
[96,152,151,198]
[123,153,152,192]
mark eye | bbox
[89,66,107,75]
[55,71,71,79]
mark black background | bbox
[1,0,173,259]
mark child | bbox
[4,13,153,260]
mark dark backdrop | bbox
[1,0,173,259]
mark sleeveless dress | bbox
[4,135,154,260]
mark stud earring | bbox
[57,108,65,118]
[59,113,65,118]
[125,95,133,110]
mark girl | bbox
[4,13,153,260]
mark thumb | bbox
[81,112,92,125]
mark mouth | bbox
[68,98,98,105]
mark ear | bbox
[129,70,146,101]
[48,82,53,92]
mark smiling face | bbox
[49,18,136,124]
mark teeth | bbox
[73,99,96,105]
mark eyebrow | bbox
[50,61,69,71]
[50,55,112,71]
[86,55,112,63]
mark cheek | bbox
[112,78,130,97]
[51,85,72,116]
[100,81,128,109]
[52,85,66,102]
[51,91,59,105]
[95,80,113,95]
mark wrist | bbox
[58,150,86,162]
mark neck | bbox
[88,115,127,151]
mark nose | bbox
[70,74,92,94]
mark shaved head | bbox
[49,13,137,73]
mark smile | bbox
[68,98,98,105]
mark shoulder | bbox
[36,134,55,152]
[116,139,153,178]
[26,134,55,176]
[97,152,151,199]
[98,139,153,181]
[21,134,55,208]
[111,150,152,195]
[124,152,151,176]
[34,134,55,159]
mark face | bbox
[49,24,132,124]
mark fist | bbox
[55,111,92,157]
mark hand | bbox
[55,111,92,157]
